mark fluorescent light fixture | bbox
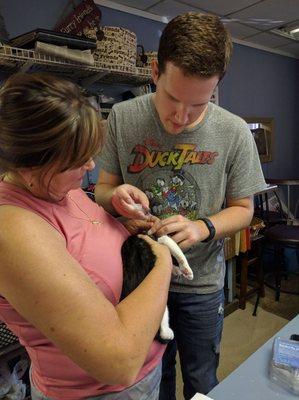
[271,24,299,41]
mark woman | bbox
[0,73,172,400]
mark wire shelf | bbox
[0,44,152,86]
[0,321,19,350]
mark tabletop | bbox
[208,314,299,399]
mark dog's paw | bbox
[160,327,174,341]
[180,264,193,280]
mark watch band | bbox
[199,218,216,243]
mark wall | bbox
[220,45,299,180]
[1,2,298,205]
[1,0,70,38]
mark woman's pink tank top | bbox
[0,181,164,399]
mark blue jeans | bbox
[159,290,224,400]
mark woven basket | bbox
[0,321,19,349]
[94,26,137,66]
[137,50,157,68]
[250,216,265,238]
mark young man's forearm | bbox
[203,199,254,240]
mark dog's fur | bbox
[121,236,156,300]
[121,235,173,343]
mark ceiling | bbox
[99,0,299,58]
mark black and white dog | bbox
[121,234,193,343]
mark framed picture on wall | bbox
[243,117,274,163]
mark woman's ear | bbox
[18,168,35,188]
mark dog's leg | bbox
[159,306,174,341]
[157,235,193,280]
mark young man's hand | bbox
[148,215,210,250]
[111,184,150,219]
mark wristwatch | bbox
[199,218,216,243]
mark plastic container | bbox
[269,336,299,395]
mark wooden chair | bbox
[262,179,299,301]
[237,233,265,315]
[254,185,286,227]
[263,224,299,301]
[266,179,299,224]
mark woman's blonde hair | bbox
[0,73,104,175]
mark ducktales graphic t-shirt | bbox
[99,94,266,294]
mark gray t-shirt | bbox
[99,94,266,294]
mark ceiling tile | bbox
[148,0,204,20]
[229,0,299,29]
[108,0,161,10]
[244,32,295,48]
[179,0,260,16]
[223,21,261,39]
[275,42,299,57]
[103,0,299,58]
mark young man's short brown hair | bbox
[158,12,233,79]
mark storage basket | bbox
[136,50,157,68]
[250,216,265,238]
[0,321,19,349]
[94,26,137,66]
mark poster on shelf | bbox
[55,0,102,36]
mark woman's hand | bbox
[122,215,160,235]
[111,184,150,219]
[138,234,172,269]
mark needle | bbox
[132,203,152,218]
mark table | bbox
[208,314,299,399]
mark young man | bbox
[95,12,266,400]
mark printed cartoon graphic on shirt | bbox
[130,141,218,220]
[136,168,200,220]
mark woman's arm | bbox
[0,205,171,386]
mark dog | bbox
[121,234,193,343]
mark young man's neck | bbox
[186,105,208,130]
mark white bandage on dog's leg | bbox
[157,235,193,280]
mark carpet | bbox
[249,285,299,321]
[218,303,288,381]
[264,272,299,295]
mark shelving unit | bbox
[0,322,26,362]
[0,44,152,87]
